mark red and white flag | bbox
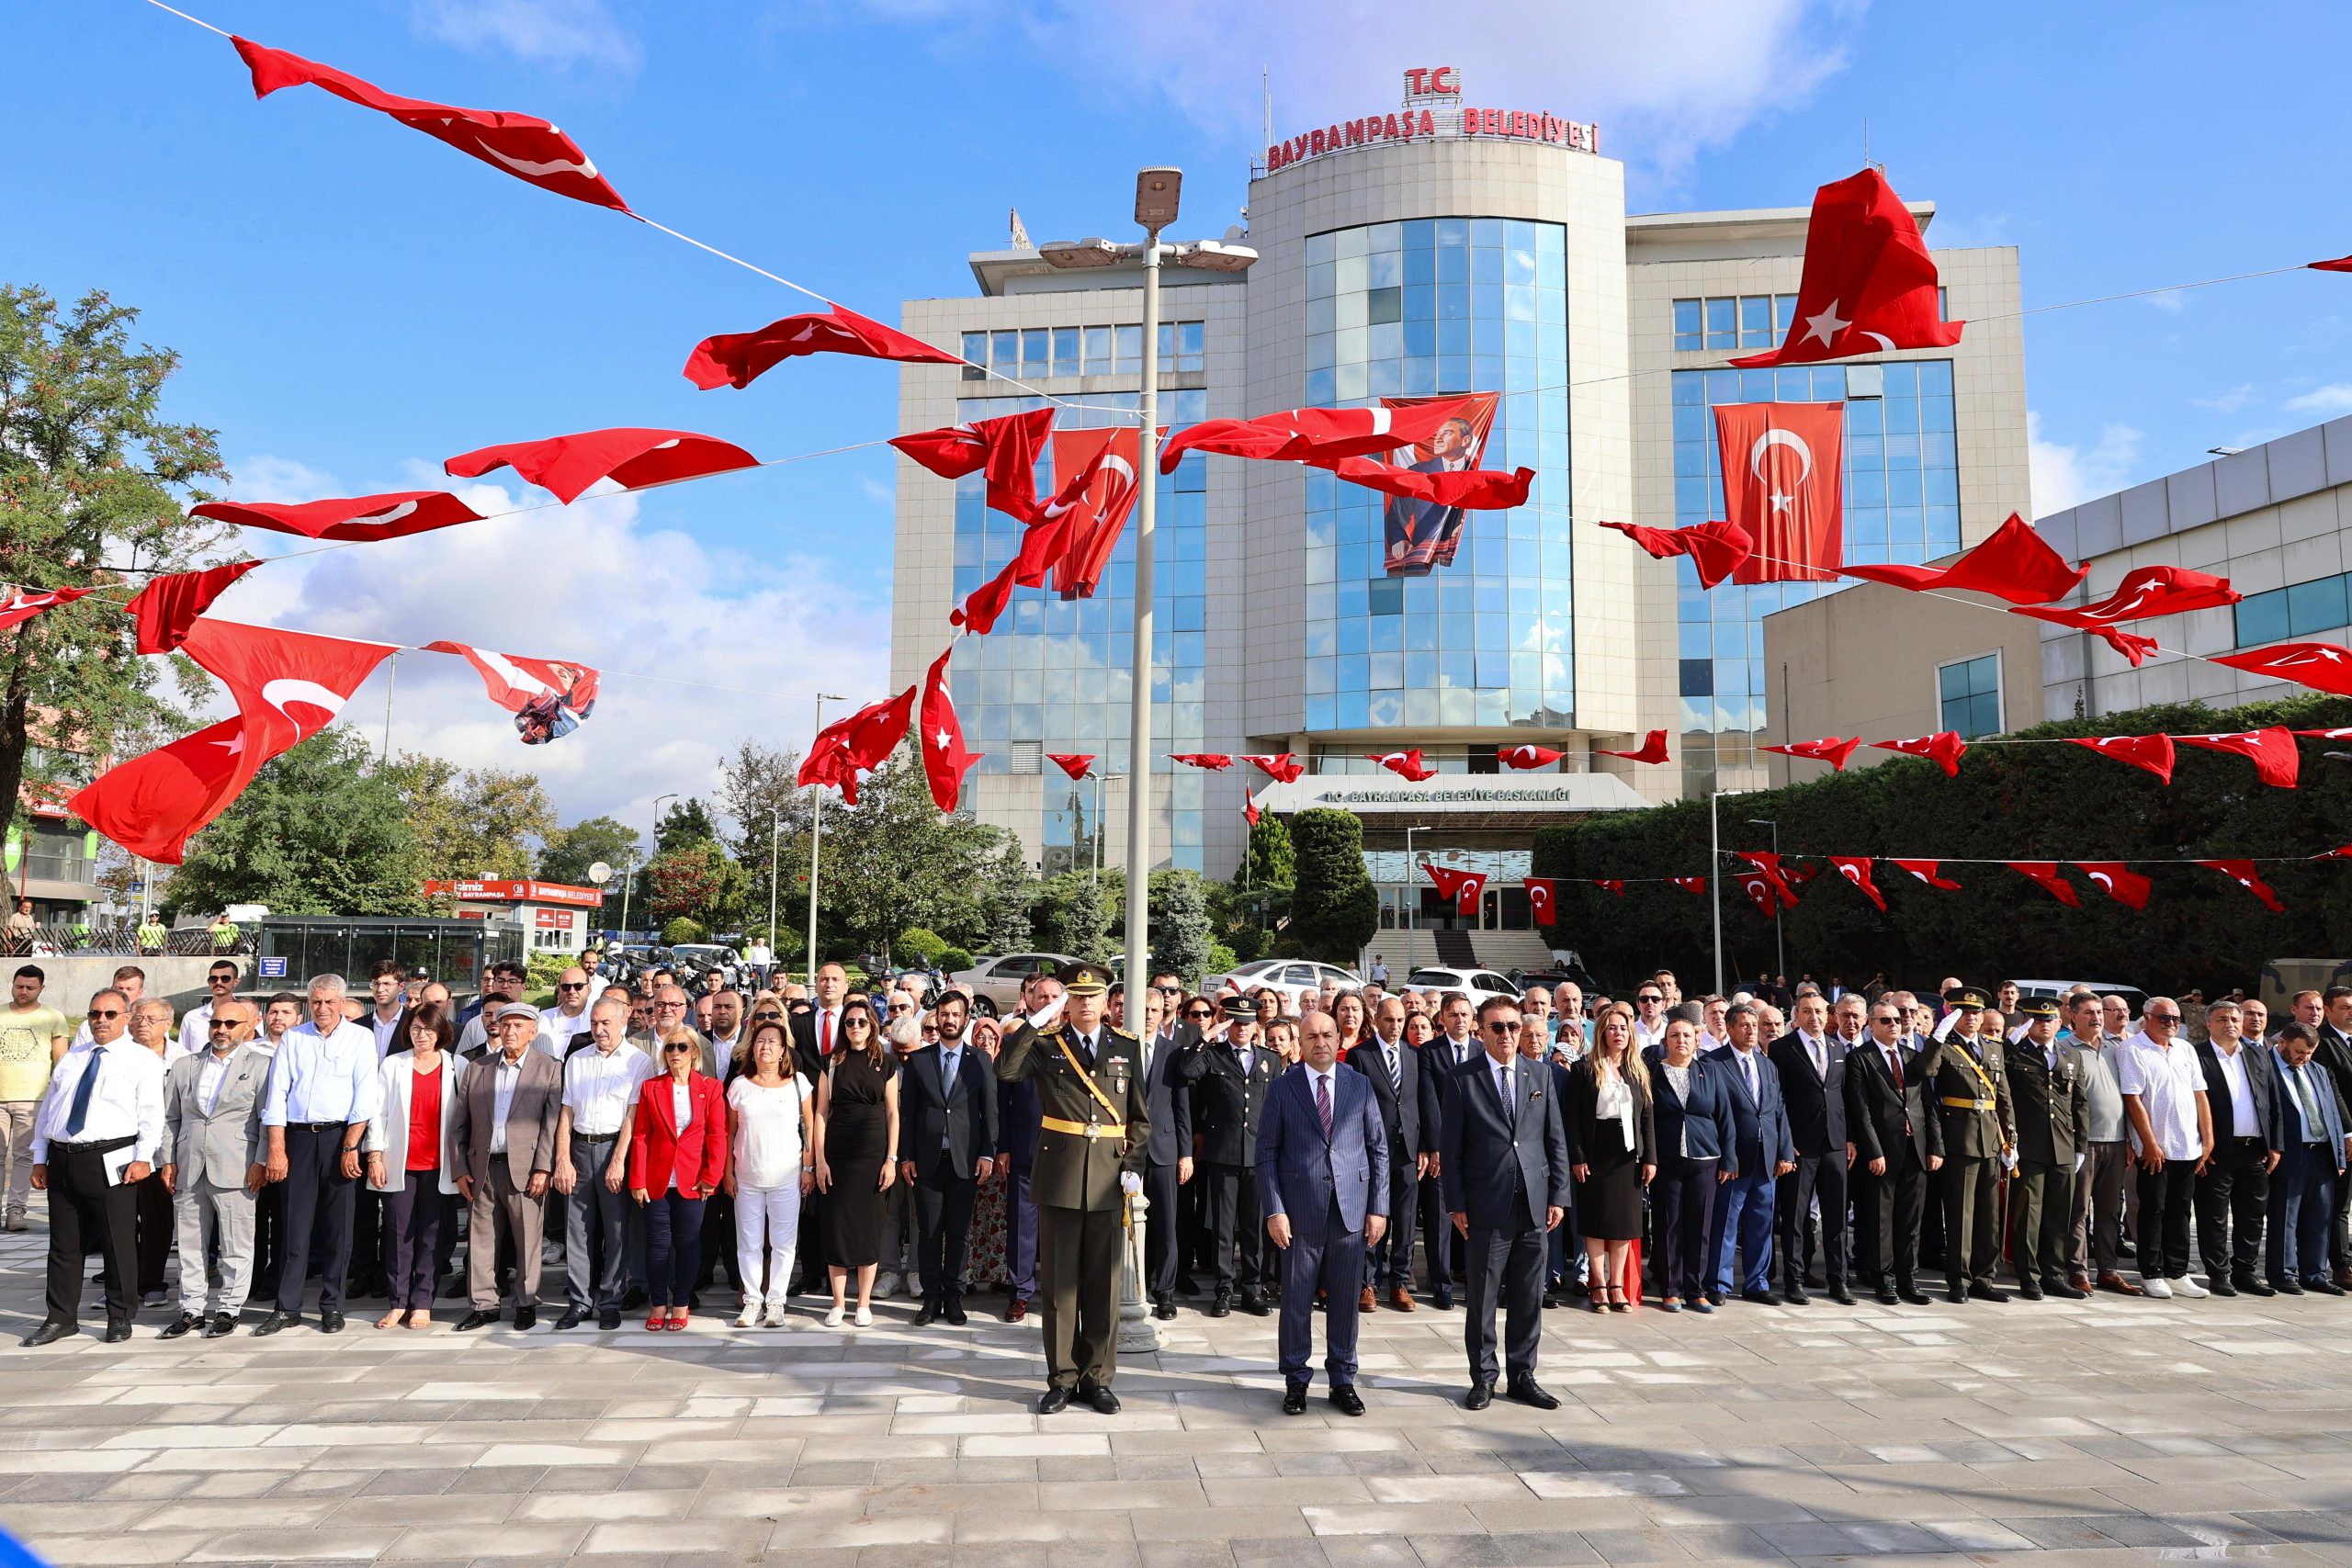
[1872,731,1967,777]
[892,408,1057,525]
[1600,519,1755,590]
[1671,875,1708,897]
[1593,879,1626,898]
[1890,859,1963,891]
[192,490,487,542]
[2015,565,2241,632]
[2197,859,2284,913]
[1046,753,1094,780]
[1827,856,1884,910]
[1043,427,1143,599]
[1243,789,1261,828]
[1170,753,1234,771]
[684,304,960,391]
[797,688,916,805]
[1761,736,1862,772]
[1842,513,2086,604]
[2075,862,2152,911]
[1159,397,1499,471]
[1736,852,1802,910]
[918,645,979,811]
[71,620,394,863]
[445,428,758,505]
[2082,626,2163,668]
[1371,749,1437,782]
[2213,641,2352,699]
[2007,861,2081,908]
[1523,877,1557,925]
[1728,167,1962,367]
[2297,728,2352,741]
[128,563,266,656]
[2070,734,2175,784]
[1717,402,1845,584]
[1499,744,1563,770]
[1421,862,1486,913]
[1734,865,1782,919]
[422,640,600,745]
[232,36,628,211]
[1593,729,1668,765]
[1243,752,1306,783]
[2177,727,2301,789]
[951,558,1021,635]
[0,586,96,634]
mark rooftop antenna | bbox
[1262,67,1272,152]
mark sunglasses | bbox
[1636,994,1663,1004]
[662,1043,695,1055]
[753,1010,783,1022]
[558,982,587,992]
[1483,1020,1519,1032]
[2150,1012,2182,1024]
[87,1009,122,1020]
[843,1018,872,1031]
[1185,1008,1212,1020]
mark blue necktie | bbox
[63,1049,102,1139]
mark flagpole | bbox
[807,693,842,986]
[379,652,398,762]
[1123,170,1179,995]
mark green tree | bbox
[387,756,555,887]
[538,815,641,887]
[1045,871,1114,963]
[1147,868,1215,987]
[656,797,724,853]
[1242,813,1295,889]
[718,739,815,947]
[646,840,749,932]
[1288,808,1380,964]
[3,287,228,830]
[163,728,425,918]
[817,748,1021,962]
[977,836,1038,954]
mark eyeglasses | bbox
[208,1018,239,1030]
[842,1018,871,1031]
[1636,994,1663,1004]
[2149,1012,2182,1024]
[1185,1008,1212,1020]
[1483,1020,1519,1032]
[87,1009,121,1020]
[753,1010,782,1022]
[558,982,586,992]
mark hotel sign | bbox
[1260,66,1598,176]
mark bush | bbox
[662,916,707,946]
[897,927,951,966]
[1289,808,1380,964]
[525,952,574,995]
[937,946,974,974]
[1206,940,1238,976]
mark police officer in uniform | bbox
[2006,997,2090,1299]
[996,963,1149,1415]
[1917,987,2018,1302]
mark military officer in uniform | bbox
[2006,997,2090,1299]
[1917,987,2018,1303]
[996,963,1149,1415]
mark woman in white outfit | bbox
[726,1021,813,1326]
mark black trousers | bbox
[1141,1159,1181,1298]
[913,1153,978,1305]
[2195,1136,2270,1283]
[1649,1155,1717,1302]
[43,1136,137,1329]
[277,1124,357,1314]
[1368,1138,1419,1292]
[1463,1199,1545,1386]
[350,1188,387,1292]
[2008,1160,2073,1287]
[134,1169,172,1294]
[1776,1151,1848,1291]
[1178,1157,1210,1280]
[697,1191,741,1291]
[1852,1150,1926,1290]
[2137,1156,2197,1280]
[1204,1161,1262,1293]
[384,1173,451,1311]
[1419,1169,1456,1292]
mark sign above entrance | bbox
[1259,67,1599,178]
[1252,772,1649,818]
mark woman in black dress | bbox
[812,997,899,1327]
[1566,1001,1657,1312]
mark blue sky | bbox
[7,0,2348,829]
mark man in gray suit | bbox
[157,998,270,1338]
[454,1002,564,1331]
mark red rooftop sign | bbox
[1261,66,1598,176]
[424,878,604,908]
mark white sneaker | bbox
[823,1304,845,1327]
[763,1297,792,1327]
[2172,1274,2209,1298]
[907,1271,922,1299]
[2142,1276,2174,1299]
[733,1302,760,1327]
[875,1271,902,1300]
[854,1305,874,1327]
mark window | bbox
[1937,654,2002,739]
[1010,739,1043,774]
[2237,570,2352,646]
[1670,294,1805,353]
[961,332,987,380]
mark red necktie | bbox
[821,1010,835,1056]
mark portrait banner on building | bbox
[1376,392,1500,576]
[1714,401,1845,585]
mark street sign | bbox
[129,880,145,894]
[258,956,288,978]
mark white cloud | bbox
[2191,383,2257,414]
[410,0,641,74]
[2028,412,2143,518]
[2144,288,2188,313]
[2283,383,2352,416]
[859,475,895,508]
[228,455,342,505]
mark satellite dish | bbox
[587,861,613,886]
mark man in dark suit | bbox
[899,991,1000,1326]
[1767,992,1852,1304]
[1845,998,1940,1304]
[2268,1022,2351,1293]
[2312,987,2352,1289]
[1131,988,1204,1321]
[2193,999,2282,1297]
[1439,996,1570,1412]
[1419,993,1482,1309]
[1705,1003,1795,1305]
[2007,998,2092,1299]
[1354,996,1438,1311]
[1193,998,1277,1317]
[1258,1010,1387,1416]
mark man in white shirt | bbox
[2119,997,2213,1299]
[21,987,166,1345]
[253,975,385,1336]
[1631,983,1670,1053]
[744,939,774,992]
[359,960,409,1058]
[175,959,244,1058]
[552,996,654,1331]
[541,967,596,1058]
[70,964,148,1049]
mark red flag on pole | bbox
[2312,255,2352,273]
[1498,744,1564,770]
[2212,642,2352,698]
[1371,749,1438,782]
[2014,565,2242,632]
[1593,729,1668,765]
[1890,859,1963,891]
[918,645,980,812]
[2196,859,2284,912]
[893,408,1058,527]
[1715,402,1845,584]
[951,558,1021,634]
[1761,736,1862,772]
[193,490,488,543]
[1243,789,1261,828]
[444,428,759,505]
[1827,856,1885,910]
[1733,865,1781,918]
[1046,753,1094,780]
[1872,731,1967,777]
[797,687,916,806]
[1044,427,1144,599]
[1736,852,1802,909]
[0,586,96,633]
[684,305,960,389]
[1170,753,1234,771]
[1421,862,1487,914]
[1523,877,1557,925]
[2006,862,2082,908]
[1727,167,1962,367]
[128,562,266,655]
[1842,513,2086,604]
[2177,727,2301,788]
[2074,863,2152,910]
[2070,734,2175,784]
[1599,519,1755,590]
[1243,753,1306,782]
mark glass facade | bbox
[1669,358,1960,792]
[2235,569,2352,647]
[1938,653,2002,738]
[948,388,1212,874]
[1299,218,1576,734]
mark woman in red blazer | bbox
[629,1029,729,1331]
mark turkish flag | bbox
[422,641,599,745]
[445,428,758,505]
[232,36,628,212]
[1843,513,2086,604]
[684,305,959,390]
[2015,566,2242,633]
[2075,862,2152,911]
[2070,734,2175,784]
[1594,729,1669,765]
[2177,727,2301,788]
[797,687,915,805]
[0,586,96,633]
[1243,752,1306,783]
[1826,856,1885,910]
[1044,427,1144,599]
[2082,626,2163,668]
[1716,402,1844,584]
[1159,396,1499,472]
[1523,877,1557,925]
[1170,753,1234,771]
[1499,745,1563,770]
[2299,728,2352,741]
[1890,859,1963,891]
[193,490,488,543]
[2198,859,2284,913]
[1872,731,1967,777]
[2007,862,2082,908]
[1422,862,1487,913]
[1736,852,1802,910]
[129,562,266,655]
[1728,166,1962,367]
[2213,641,2352,698]
[951,558,1021,634]
[1734,867,1781,918]
[1372,749,1437,782]
[72,619,395,863]
[1593,879,1625,898]
[918,645,979,811]
[1326,457,1533,512]
[1671,876,1708,897]
[893,408,1057,527]
[1762,736,1861,772]
[1600,519,1755,590]
[1047,753,1094,780]
[1243,789,1261,828]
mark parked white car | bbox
[947,952,1084,1018]
[1206,958,1365,1013]
[1400,965,1524,1010]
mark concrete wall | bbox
[26,955,241,1020]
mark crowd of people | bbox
[5,950,2351,1416]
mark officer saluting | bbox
[1917,986,2018,1303]
[996,963,1150,1415]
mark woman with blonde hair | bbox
[1566,1000,1657,1312]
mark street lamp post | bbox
[1709,790,1745,997]
[767,807,782,955]
[1090,772,1126,886]
[807,693,844,986]
[1747,818,1784,986]
[1403,823,1434,981]
[649,793,677,944]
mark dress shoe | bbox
[2065,1274,2096,1296]
[1240,1291,1269,1317]
[159,1313,200,1339]
[1464,1382,1494,1411]
[104,1322,133,1343]
[1828,1286,1857,1306]
[2335,1267,2352,1290]
[1432,1285,1453,1310]
[2045,1280,2087,1300]
[1966,1282,2007,1303]
[944,1299,968,1326]
[1704,1290,1725,1308]
[320,1310,345,1333]
[2017,1281,2045,1302]
[1505,1378,1561,1411]
[2311,1277,2346,1296]
[1005,1298,1029,1323]
[913,1301,939,1326]
[2098,1270,2144,1296]
[1329,1385,1365,1417]
[205,1313,237,1337]
[2208,1279,2239,1298]
[1037,1386,1071,1416]
[1083,1384,1120,1415]
[512,1305,537,1329]
[251,1310,299,1336]
[598,1308,623,1329]
[1874,1285,1900,1305]
[554,1306,584,1331]
[1740,1289,1777,1306]
[2239,1276,2276,1298]
[1387,1288,1416,1312]
[19,1321,72,1347]
[1208,1290,1232,1318]
[1781,1285,1810,1305]
[1281,1382,1308,1416]
[1359,1285,1377,1313]
[1945,1281,1967,1303]
[454,1309,499,1332]
[2273,1277,2305,1296]
[1898,1285,1931,1305]
[1151,1294,1175,1322]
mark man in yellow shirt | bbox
[0,964,71,1231]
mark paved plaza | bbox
[6,1218,2352,1568]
